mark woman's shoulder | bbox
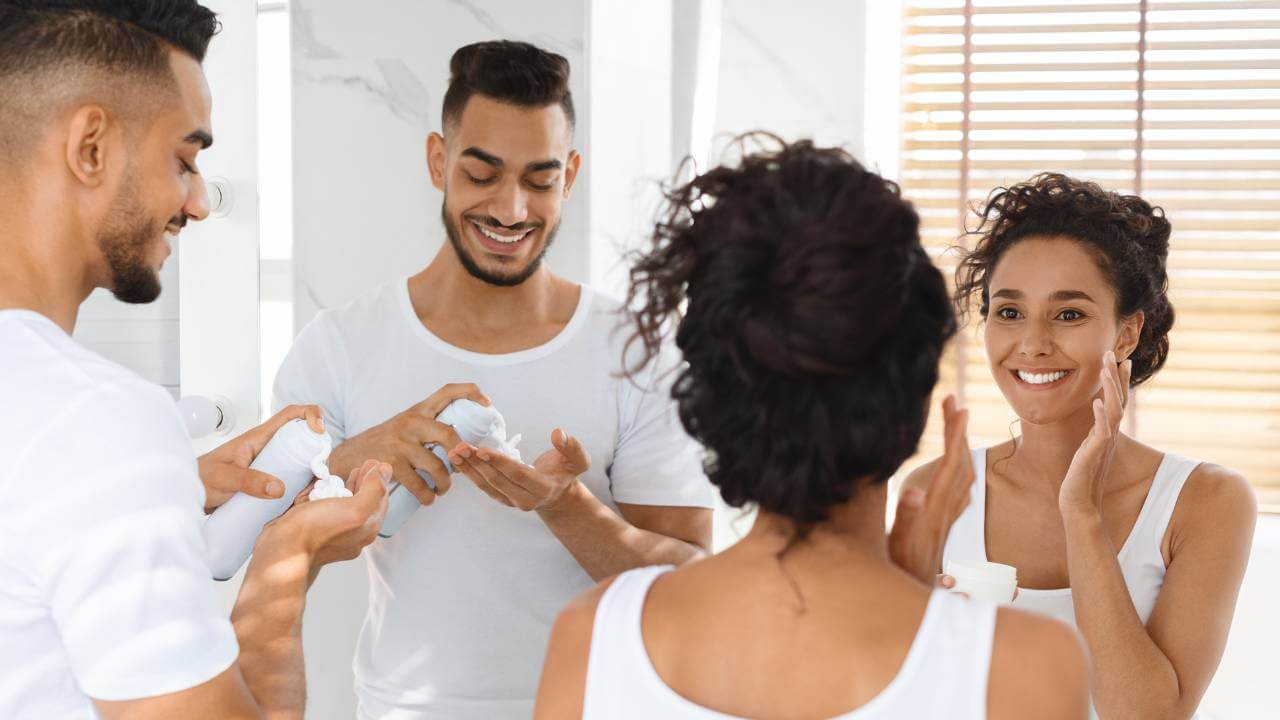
[1169,458,1257,543]
[1127,435,1256,529]
[901,440,999,491]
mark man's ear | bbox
[1115,310,1144,362]
[426,131,447,192]
[562,149,581,200]
[64,105,114,188]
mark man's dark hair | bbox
[441,40,575,132]
[0,0,220,162]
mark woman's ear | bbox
[1115,310,1144,361]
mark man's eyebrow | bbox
[184,129,213,150]
[525,159,562,173]
[461,147,503,167]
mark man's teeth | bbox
[1017,370,1069,385]
[476,224,529,244]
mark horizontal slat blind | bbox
[901,0,1280,508]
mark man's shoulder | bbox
[1,316,192,510]
[575,285,640,354]
[296,279,404,346]
[0,312,166,422]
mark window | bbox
[901,0,1280,507]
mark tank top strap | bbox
[1127,453,1200,562]
[942,448,991,569]
[899,590,999,720]
[583,565,675,714]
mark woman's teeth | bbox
[1017,370,1069,385]
[476,224,530,244]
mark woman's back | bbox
[570,526,1088,720]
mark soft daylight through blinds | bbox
[901,0,1280,507]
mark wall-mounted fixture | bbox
[175,394,236,439]
[209,177,236,218]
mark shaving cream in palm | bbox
[379,399,522,537]
[308,434,353,500]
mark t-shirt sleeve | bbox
[271,311,350,444]
[608,342,717,508]
[21,382,238,701]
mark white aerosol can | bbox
[203,419,330,580]
[379,399,521,538]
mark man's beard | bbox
[442,205,558,288]
[97,169,165,304]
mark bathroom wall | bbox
[712,0,867,161]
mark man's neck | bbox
[0,188,95,334]
[408,244,579,348]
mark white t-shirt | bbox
[272,280,716,720]
[0,310,239,718]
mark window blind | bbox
[901,0,1280,508]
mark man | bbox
[273,40,716,718]
[0,2,393,717]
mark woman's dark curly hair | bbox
[955,173,1174,386]
[624,134,957,534]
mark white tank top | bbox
[582,565,997,720]
[942,448,1200,719]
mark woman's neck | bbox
[743,483,891,561]
[1003,400,1101,491]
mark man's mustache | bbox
[463,214,540,233]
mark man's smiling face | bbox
[432,94,579,287]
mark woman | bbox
[917,173,1256,718]
[532,138,1088,719]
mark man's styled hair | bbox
[441,40,575,132]
[0,0,220,163]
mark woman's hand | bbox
[888,395,974,584]
[1059,351,1131,519]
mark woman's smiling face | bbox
[983,236,1143,426]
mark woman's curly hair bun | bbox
[624,133,957,532]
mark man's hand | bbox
[260,459,390,572]
[197,404,325,513]
[888,395,973,585]
[327,383,490,508]
[448,428,590,511]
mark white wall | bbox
[712,0,867,159]
[586,0,674,297]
